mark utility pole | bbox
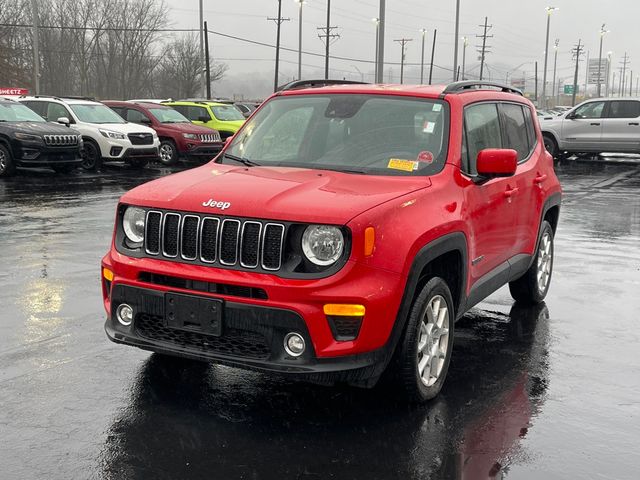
[571,39,584,106]
[199,0,204,97]
[295,0,305,81]
[605,51,612,97]
[204,21,211,99]
[29,0,40,95]
[630,71,633,96]
[373,18,380,81]
[619,52,629,97]
[461,36,468,81]
[428,29,437,85]
[375,0,385,83]
[584,50,589,99]
[453,0,460,82]
[542,7,558,107]
[394,38,413,84]
[552,39,559,105]
[420,29,427,84]
[597,24,609,97]
[612,71,616,97]
[317,0,339,80]
[476,17,493,81]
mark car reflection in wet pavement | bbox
[1,159,639,479]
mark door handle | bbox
[590,122,601,126]
[629,122,639,126]
[504,187,519,198]
[534,174,548,184]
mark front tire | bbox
[509,220,555,305]
[394,277,455,402]
[0,144,16,177]
[81,140,102,171]
[158,139,179,166]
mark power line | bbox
[317,0,340,80]
[267,0,290,92]
[476,17,493,81]
[393,38,412,84]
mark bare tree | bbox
[154,33,228,99]
[0,0,31,87]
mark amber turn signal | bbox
[364,227,375,256]
[323,304,366,317]
[103,267,114,282]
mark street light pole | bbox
[597,25,609,97]
[461,36,468,81]
[542,6,558,107]
[373,18,380,82]
[420,29,427,84]
[29,0,40,95]
[296,0,305,81]
[605,51,613,96]
[552,40,559,106]
[376,0,386,83]
[199,0,205,97]
[453,0,460,82]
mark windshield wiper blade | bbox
[224,153,260,167]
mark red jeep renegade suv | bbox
[104,101,223,166]
[101,80,561,402]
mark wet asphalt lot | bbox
[1,158,639,479]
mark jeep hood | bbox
[121,164,431,224]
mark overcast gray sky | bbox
[165,0,640,99]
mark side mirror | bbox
[197,116,210,122]
[476,148,517,178]
[140,117,152,125]
[57,116,70,127]
[566,112,576,119]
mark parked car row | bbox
[0,95,249,177]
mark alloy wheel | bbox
[417,295,450,387]
[0,149,6,173]
[159,143,174,163]
[537,231,553,294]
[81,144,97,170]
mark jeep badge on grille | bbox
[202,199,231,210]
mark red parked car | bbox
[104,101,223,165]
[101,80,561,402]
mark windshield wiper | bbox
[223,153,260,167]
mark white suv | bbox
[540,98,640,158]
[18,96,160,170]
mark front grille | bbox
[128,132,154,145]
[43,134,78,146]
[199,132,221,143]
[138,272,268,300]
[144,210,285,272]
[136,313,271,359]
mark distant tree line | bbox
[0,0,227,99]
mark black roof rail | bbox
[441,80,523,96]
[60,95,97,102]
[277,79,369,92]
[18,94,62,100]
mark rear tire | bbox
[542,134,559,157]
[509,220,555,305]
[392,277,455,402]
[158,139,179,166]
[0,144,16,177]
[80,140,102,171]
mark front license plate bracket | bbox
[164,292,223,336]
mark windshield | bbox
[0,103,46,122]
[148,107,190,124]
[70,104,125,124]
[212,105,245,121]
[223,94,449,176]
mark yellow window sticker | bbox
[388,158,419,172]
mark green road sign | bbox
[564,84,578,94]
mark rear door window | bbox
[500,103,529,161]
[463,103,503,175]
[187,106,211,122]
[21,101,47,119]
[606,101,640,118]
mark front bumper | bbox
[13,141,82,167]
[181,143,223,158]
[105,283,388,384]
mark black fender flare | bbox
[528,191,562,270]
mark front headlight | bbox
[15,132,43,143]
[183,133,198,140]
[301,225,344,266]
[99,129,126,140]
[122,206,146,244]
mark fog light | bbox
[116,303,133,326]
[284,332,305,357]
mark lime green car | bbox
[162,101,245,140]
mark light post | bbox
[597,24,609,97]
[453,0,460,82]
[376,0,385,83]
[420,28,427,84]
[295,0,306,81]
[373,18,380,81]
[552,40,559,106]
[461,36,468,81]
[605,51,613,96]
[542,6,558,107]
